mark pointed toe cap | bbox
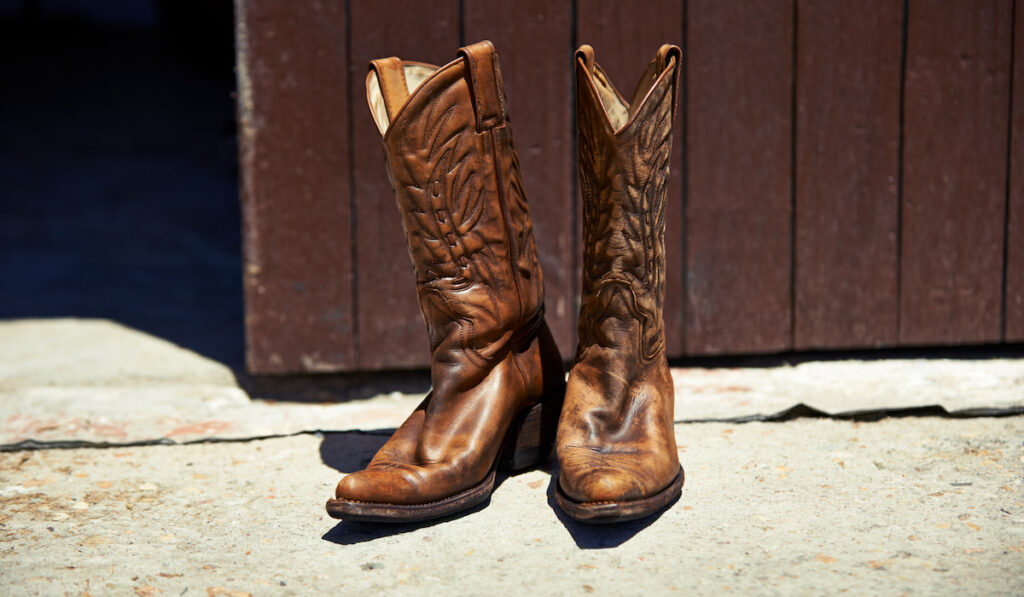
[335,468,414,504]
[559,465,646,504]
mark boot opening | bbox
[367,64,438,135]
[578,47,678,134]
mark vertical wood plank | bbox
[900,0,1012,345]
[463,1,576,357]
[236,0,353,373]
[685,0,794,354]
[793,0,902,349]
[577,0,686,358]
[1007,0,1024,340]
[350,0,459,370]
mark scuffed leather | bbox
[557,44,682,504]
[336,41,561,506]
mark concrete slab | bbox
[670,358,1024,421]
[0,319,425,447]
[2,319,1022,450]
[1,417,1022,595]
[0,319,237,389]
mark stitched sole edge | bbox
[325,469,496,523]
[554,467,684,524]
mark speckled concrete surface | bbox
[2,417,1022,595]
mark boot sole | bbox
[553,467,684,524]
[325,468,497,523]
[325,391,562,523]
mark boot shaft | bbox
[574,44,681,361]
[367,42,545,362]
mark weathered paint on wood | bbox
[236,0,355,373]
[1006,0,1024,341]
[685,0,794,354]
[349,0,460,370]
[900,0,1012,345]
[577,0,686,356]
[463,1,577,357]
[794,0,902,349]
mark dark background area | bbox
[0,0,245,368]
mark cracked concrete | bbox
[1,417,1022,595]
[1,320,1023,594]
[2,319,1022,449]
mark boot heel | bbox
[497,389,563,472]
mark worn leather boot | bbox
[554,44,684,523]
[326,41,564,523]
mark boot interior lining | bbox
[588,67,629,131]
[367,64,438,135]
[587,57,673,132]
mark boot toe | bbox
[335,468,415,504]
[559,466,646,504]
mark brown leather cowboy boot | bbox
[554,44,684,523]
[326,41,564,522]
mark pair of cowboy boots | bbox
[325,41,683,524]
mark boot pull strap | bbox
[656,44,676,73]
[656,44,683,119]
[575,44,596,73]
[369,56,409,124]
[656,44,683,87]
[457,40,506,131]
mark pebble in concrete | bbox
[1,417,1022,595]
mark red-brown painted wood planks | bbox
[577,0,686,357]
[350,0,459,370]
[793,1,902,349]
[463,2,577,358]
[237,3,1023,374]
[685,0,794,354]
[900,0,1013,345]
[236,0,354,373]
[1007,0,1024,341]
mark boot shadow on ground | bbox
[321,498,492,546]
[319,430,395,474]
[544,464,677,549]
[318,431,518,546]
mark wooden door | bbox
[236,0,1022,374]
